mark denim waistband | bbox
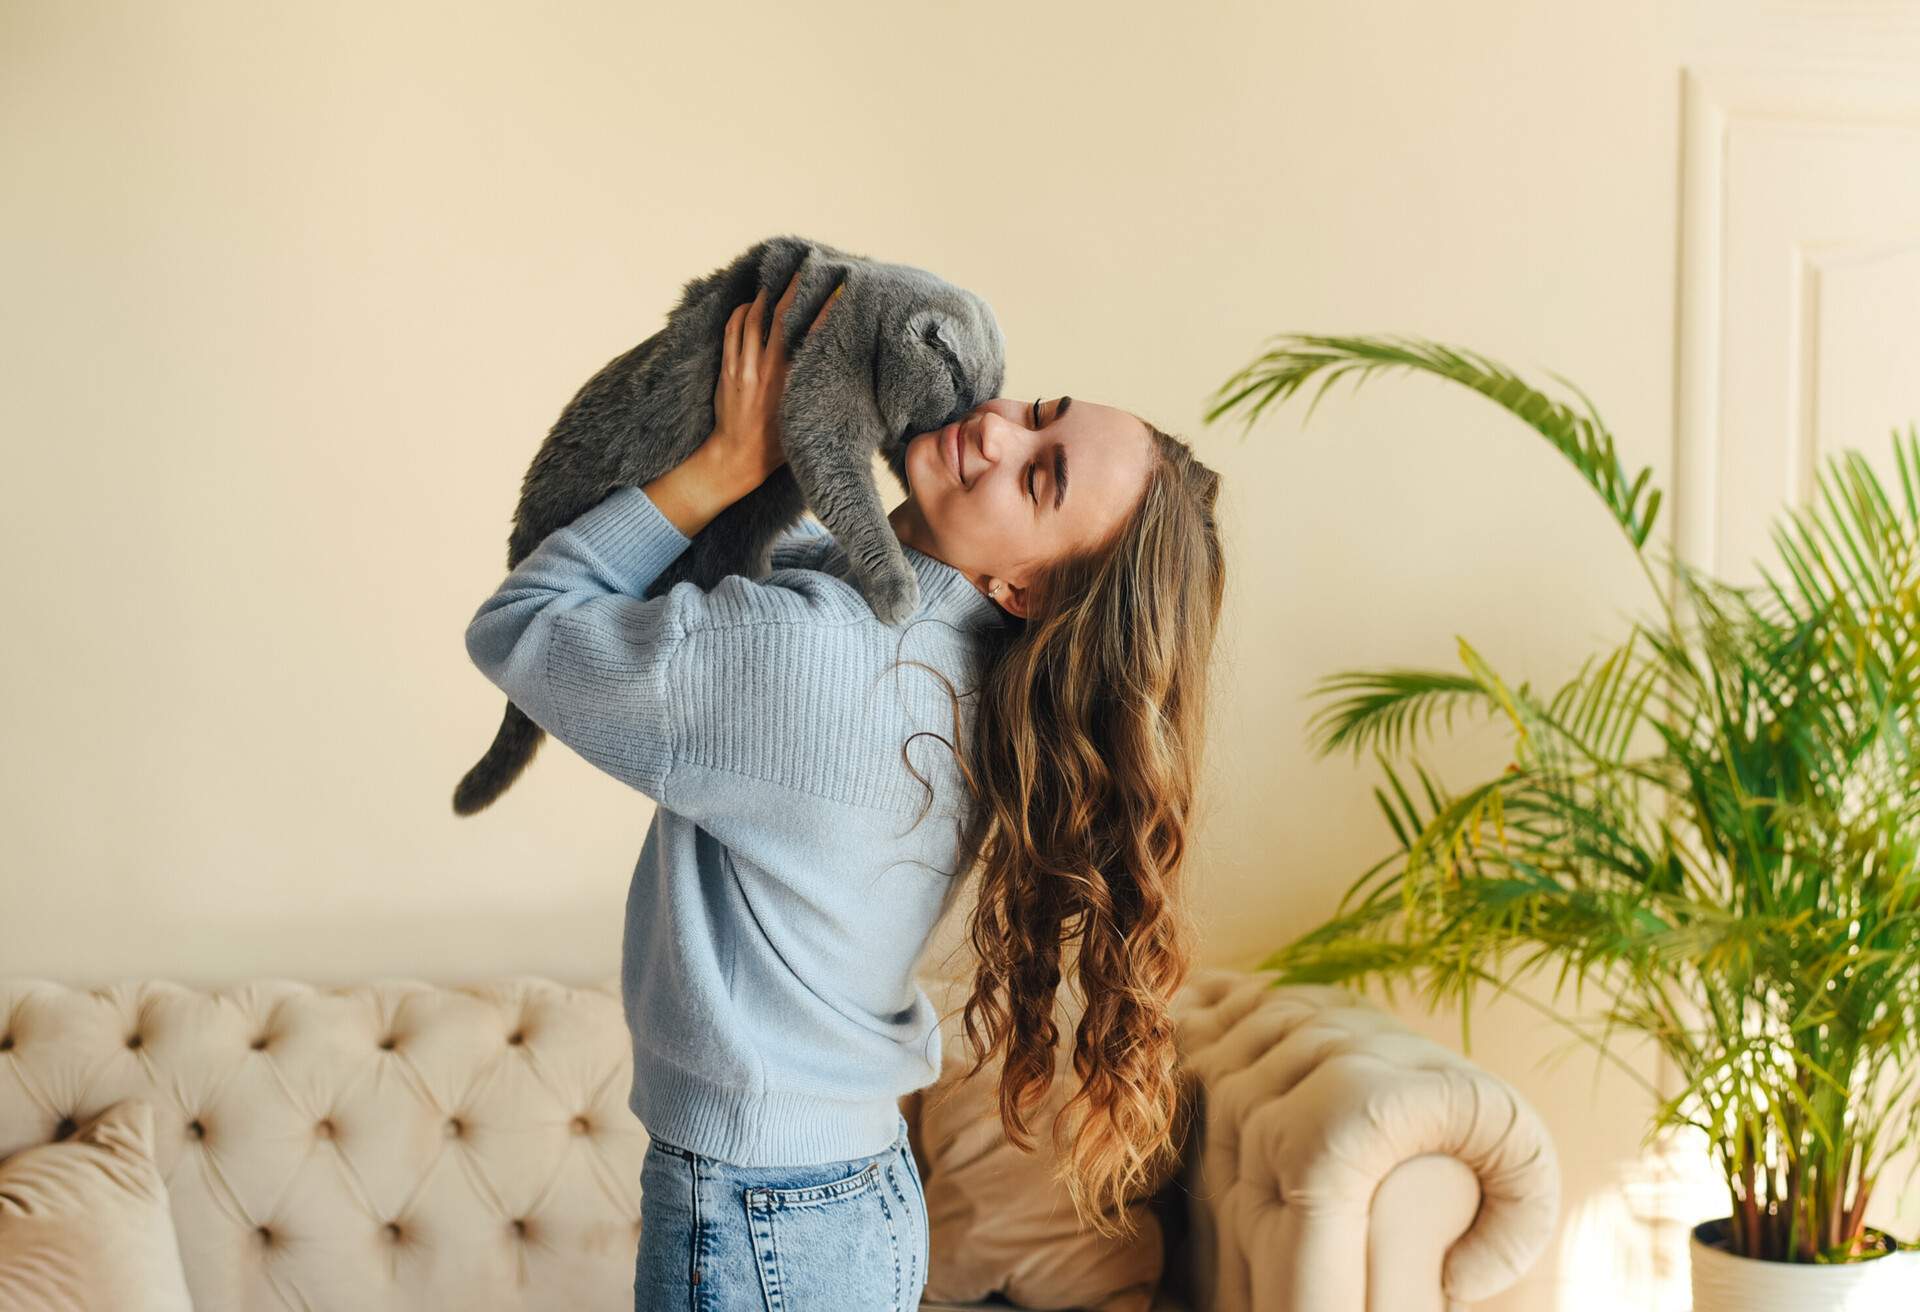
[647,1109,909,1167]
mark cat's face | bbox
[889,395,1154,619]
[875,290,1005,453]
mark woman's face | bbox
[887,395,1155,618]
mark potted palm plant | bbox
[1204,336,1920,1309]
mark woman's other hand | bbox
[704,270,840,493]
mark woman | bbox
[465,271,1225,1310]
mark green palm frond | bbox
[1204,333,1662,549]
[1304,668,1494,759]
[1759,430,1920,728]
[1549,629,1664,766]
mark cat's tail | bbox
[451,701,545,815]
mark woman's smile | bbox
[944,421,965,487]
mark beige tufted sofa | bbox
[0,966,1559,1311]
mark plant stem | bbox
[1736,1123,1759,1254]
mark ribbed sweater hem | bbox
[628,1049,908,1167]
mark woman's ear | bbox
[990,578,1030,619]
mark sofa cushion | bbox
[0,1097,196,1311]
[904,974,1175,1312]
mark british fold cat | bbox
[454,233,1006,815]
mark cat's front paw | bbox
[865,570,921,626]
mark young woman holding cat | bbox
[466,270,1225,1311]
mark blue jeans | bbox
[635,1111,929,1311]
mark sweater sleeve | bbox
[767,513,833,568]
[463,485,868,812]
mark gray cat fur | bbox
[453,233,1006,816]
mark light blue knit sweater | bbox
[465,484,1006,1166]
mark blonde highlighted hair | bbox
[906,417,1226,1238]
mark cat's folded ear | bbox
[904,308,956,353]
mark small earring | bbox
[988,584,1002,600]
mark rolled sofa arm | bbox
[1164,967,1559,1312]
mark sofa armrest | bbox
[1165,968,1559,1312]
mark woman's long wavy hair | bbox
[913,417,1226,1240]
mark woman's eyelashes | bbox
[1026,398,1044,503]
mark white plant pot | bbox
[1690,1217,1920,1311]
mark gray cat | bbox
[453,233,1006,816]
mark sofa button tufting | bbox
[251,1035,269,1051]
[126,1033,143,1050]
[507,1030,525,1046]
[0,1035,11,1051]
[54,1117,77,1141]
[385,1221,402,1242]
[188,1119,205,1139]
[446,1117,464,1138]
[257,1225,272,1245]
[511,1217,528,1237]
[570,1116,590,1135]
[378,1035,398,1051]
[316,1119,335,1139]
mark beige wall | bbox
[6,3,1919,1307]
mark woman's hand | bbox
[702,270,840,494]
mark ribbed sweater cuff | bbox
[568,485,692,582]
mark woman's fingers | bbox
[810,283,841,333]
[723,302,746,375]
[743,289,768,367]
[774,269,801,317]
[745,269,834,369]
[762,278,790,355]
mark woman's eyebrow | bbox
[1053,397,1072,510]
